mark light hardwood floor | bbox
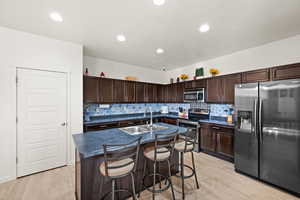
[0,153,299,200]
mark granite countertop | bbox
[73,123,187,159]
[198,119,235,127]
[84,113,179,125]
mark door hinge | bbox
[16,117,18,123]
[16,76,18,84]
[16,157,18,164]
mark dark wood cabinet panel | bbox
[271,63,300,80]
[135,82,145,102]
[206,77,223,103]
[242,69,270,83]
[113,79,125,103]
[124,81,135,103]
[152,84,158,102]
[99,78,114,103]
[200,124,216,152]
[184,80,194,89]
[83,76,99,103]
[176,83,184,102]
[157,84,164,103]
[194,79,206,88]
[146,84,155,102]
[213,126,234,158]
[168,84,177,102]
[206,74,241,104]
[222,73,241,103]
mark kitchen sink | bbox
[119,124,168,135]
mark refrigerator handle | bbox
[259,99,263,144]
[253,99,258,137]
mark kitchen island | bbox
[73,123,188,200]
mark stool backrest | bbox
[179,127,197,152]
[154,132,178,161]
[102,137,142,177]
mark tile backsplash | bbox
[84,103,234,121]
[85,103,190,117]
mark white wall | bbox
[84,56,167,84]
[0,26,83,183]
[166,34,300,80]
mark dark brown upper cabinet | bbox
[271,63,300,80]
[99,78,114,103]
[206,76,224,103]
[222,73,242,103]
[135,82,146,103]
[184,80,194,89]
[124,81,136,103]
[242,69,270,83]
[206,73,241,104]
[83,76,99,103]
[157,84,165,103]
[194,79,206,88]
[113,79,125,103]
[152,84,158,103]
[176,83,184,102]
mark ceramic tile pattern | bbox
[84,103,234,119]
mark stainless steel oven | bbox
[184,89,205,103]
[177,119,201,152]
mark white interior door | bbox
[17,68,68,177]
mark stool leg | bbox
[131,172,137,200]
[191,152,200,189]
[112,179,115,200]
[181,152,185,200]
[158,162,162,189]
[138,159,147,197]
[152,161,156,200]
[167,160,176,200]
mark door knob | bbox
[61,122,67,126]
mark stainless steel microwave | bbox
[184,89,205,102]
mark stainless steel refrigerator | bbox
[234,79,300,195]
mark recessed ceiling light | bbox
[199,23,210,33]
[49,12,63,22]
[156,48,164,54]
[153,0,165,6]
[116,34,126,42]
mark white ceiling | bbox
[1,0,300,70]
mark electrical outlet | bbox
[99,104,110,109]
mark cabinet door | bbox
[222,73,241,103]
[213,126,234,158]
[99,78,114,103]
[152,84,158,103]
[206,77,223,103]
[135,82,145,102]
[271,63,300,80]
[157,85,164,103]
[83,76,99,103]
[200,125,216,152]
[242,69,270,83]
[113,79,125,103]
[176,83,184,103]
[184,80,194,89]
[163,85,169,102]
[168,84,177,102]
[124,81,135,103]
[194,79,206,88]
[146,84,153,102]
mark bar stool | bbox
[139,132,178,200]
[99,137,142,200]
[174,129,200,199]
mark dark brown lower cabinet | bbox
[213,126,234,159]
[200,123,216,152]
[200,123,234,161]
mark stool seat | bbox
[144,147,170,161]
[174,140,194,152]
[100,158,134,177]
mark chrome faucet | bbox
[144,106,153,127]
